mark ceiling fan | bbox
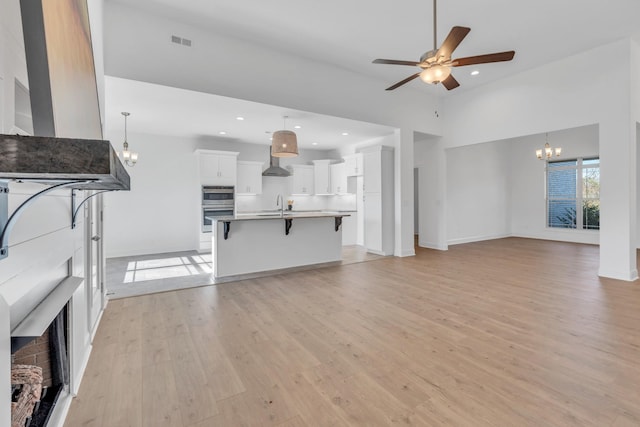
[372,0,515,91]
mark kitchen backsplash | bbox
[236,176,357,212]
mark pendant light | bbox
[271,115,299,158]
[120,112,138,167]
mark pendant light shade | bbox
[271,116,299,158]
[271,130,299,158]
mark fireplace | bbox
[11,306,69,427]
[3,274,84,427]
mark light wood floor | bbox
[65,238,640,426]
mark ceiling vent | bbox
[171,35,192,47]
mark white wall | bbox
[103,131,201,257]
[446,140,511,245]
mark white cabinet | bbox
[343,153,363,176]
[312,160,332,195]
[363,153,381,193]
[362,145,394,256]
[288,165,314,195]
[195,149,239,186]
[341,212,358,245]
[330,163,348,195]
[236,161,263,195]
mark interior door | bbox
[86,193,104,336]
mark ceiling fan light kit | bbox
[420,64,451,84]
[372,0,515,91]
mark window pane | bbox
[548,200,577,228]
[548,168,577,198]
[548,160,577,168]
[583,158,599,166]
[583,200,600,230]
[582,167,600,198]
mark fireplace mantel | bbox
[11,276,82,352]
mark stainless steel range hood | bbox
[0,134,130,190]
[262,149,290,177]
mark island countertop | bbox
[210,210,353,221]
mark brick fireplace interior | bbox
[11,305,69,427]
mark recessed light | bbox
[341,132,349,136]
[294,125,302,129]
[312,142,318,146]
[236,116,244,121]
[219,131,227,135]
[471,70,480,76]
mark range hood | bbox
[262,151,290,177]
[0,134,130,190]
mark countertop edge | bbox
[211,212,351,222]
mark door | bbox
[86,193,104,336]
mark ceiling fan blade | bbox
[373,59,420,66]
[441,74,460,90]
[452,51,515,67]
[437,26,471,59]
[385,73,421,90]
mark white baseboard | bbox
[398,249,415,257]
[418,241,448,250]
[598,268,639,282]
[448,233,510,246]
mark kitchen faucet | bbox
[276,194,284,216]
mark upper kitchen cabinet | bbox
[313,159,332,195]
[330,162,348,195]
[236,161,264,195]
[343,153,363,176]
[195,149,239,186]
[288,164,314,195]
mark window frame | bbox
[545,156,600,231]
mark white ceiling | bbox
[105,0,640,145]
[104,77,395,150]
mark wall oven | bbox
[202,186,234,232]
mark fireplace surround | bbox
[11,306,69,427]
[2,273,84,427]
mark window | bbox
[547,157,599,230]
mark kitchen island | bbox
[211,212,349,278]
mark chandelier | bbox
[536,133,561,160]
[120,112,138,167]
